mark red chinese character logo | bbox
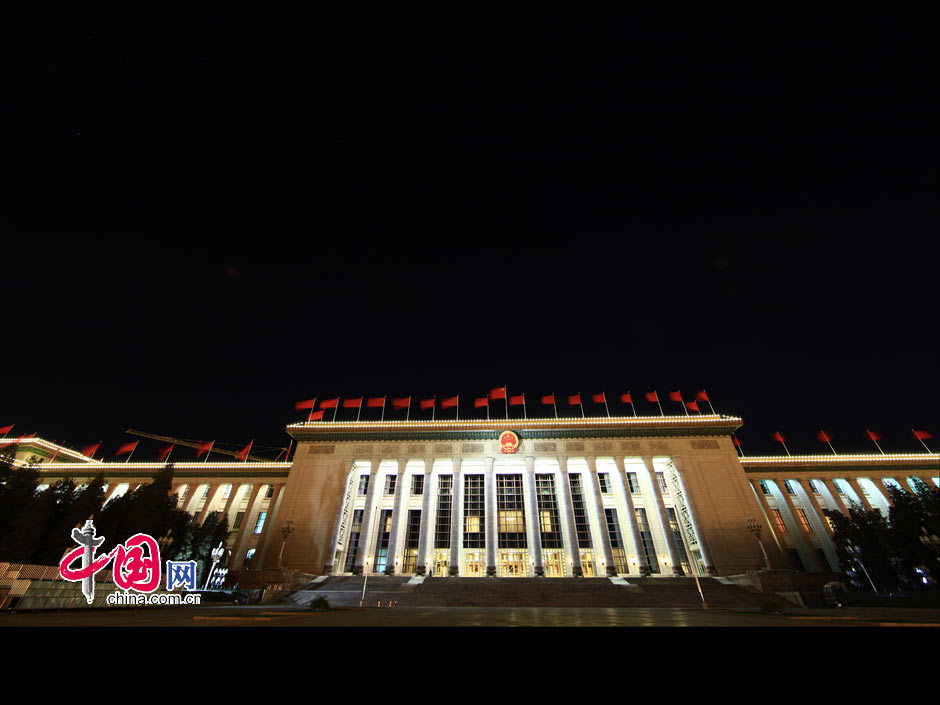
[112,534,161,592]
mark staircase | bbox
[283,575,773,609]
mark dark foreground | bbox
[2,604,938,627]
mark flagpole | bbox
[702,389,716,415]
[656,396,663,417]
[629,391,636,417]
[505,383,509,420]
[552,393,558,419]
[382,394,386,422]
[913,429,932,453]
[579,393,584,419]
[522,394,527,420]
[356,400,361,422]
[432,395,436,421]
[334,398,340,422]
[1,424,12,438]
[406,398,410,421]
[680,395,689,416]
[163,445,175,464]
[826,439,836,455]
[204,441,215,463]
[125,443,137,463]
[603,394,610,418]
[867,431,885,455]
[456,395,459,421]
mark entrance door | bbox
[464,550,485,577]
[433,558,449,577]
[542,550,565,577]
[580,551,596,577]
[499,550,527,577]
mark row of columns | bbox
[334,455,713,577]
[750,475,923,572]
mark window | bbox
[569,474,593,548]
[245,548,256,563]
[536,475,563,549]
[666,508,690,575]
[605,508,629,574]
[201,485,210,499]
[497,474,527,549]
[809,480,820,495]
[434,475,452,549]
[358,475,369,496]
[265,485,274,499]
[401,510,422,574]
[411,474,424,495]
[656,472,668,493]
[770,509,787,533]
[233,511,245,530]
[372,509,392,573]
[626,472,640,494]
[253,511,267,534]
[783,480,795,495]
[759,480,772,495]
[598,473,610,494]
[221,484,232,500]
[795,508,813,533]
[634,508,659,574]
[384,475,396,496]
[463,475,485,548]
[344,510,364,572]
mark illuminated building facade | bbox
[4,416,938,580]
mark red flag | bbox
[195,440,214,459]
[295,398,316,410]
[342,397,363,408]
[865,429,882,441]
[21,432,36,438]
[309,410,325,421]
[541,395,555,405]
[592,393,606,404]
[157,444,175,461]
[732,434,742,447]
[236,441,253,461]
[51,447,60,461]
[0,424,14,434]
[696,390,709,402]
[420,398,436,410]
[474,397,489,408]
[320,398,339,409]
[441,396,459,409]
[645,392,659,403]
[913,430,933,440]
[392,397,411,409]
[817,430,833,443]
[685,400,700,412]
[568,394,582,405]
[489,387,506,400]
[116,441,139,456]
[771,431,786,444]
[81,442,101,458]
[668,391,683,403]
[509,394,525,406]
[367,397,386,408]
[620,393,632,404]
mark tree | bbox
[33,475,106,565]
[0,484,57,562]
[0,467,40,541]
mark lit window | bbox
[245,548,256,563]
[222,484,232,499]
[795,508,813,533]
[253,511,267,534]
[770,509,787,533]
[465,515,481,534]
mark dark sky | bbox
[4,7,937,460]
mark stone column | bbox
[449,458,463,575]
[183,484,204,515]
[254,483,284,568]
[556,457,582,576]
[416,458,434,575]
[354,458,382,575]
[323,460,356,575]
[641,456,681,576]
[219,484,240,533]
[586,456,616,576]
[776,480,823,571]
[231,484,263,569]
[484,456,496,576]
[195,483,222,526]
[792,479,839,572]
[384,459,408,574]
[799,479,835,538]
[612,456,647,575]
[845,477,875,512]
[523,456,543,576]
[751,479,787,566]
[821,478,850,515]
[892,477,913,494]
[669,458,717,576]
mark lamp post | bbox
[745,515,771,570]
[204,541,226,589]
[278,517,295,568]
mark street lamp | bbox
[278,517,295,567]
[745,515,771,570]
[204,541,226,589]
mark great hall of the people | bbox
[3,413,938,581]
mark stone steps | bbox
[285,575,774,609]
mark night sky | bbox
[5,7,938,461]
